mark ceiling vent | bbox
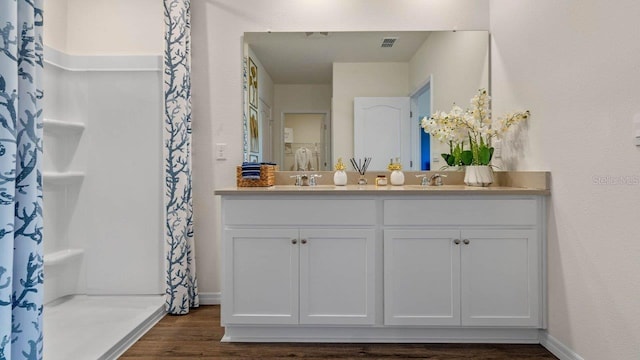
[381,37,397,48]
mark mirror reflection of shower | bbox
[282,113,330,171]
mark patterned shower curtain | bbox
[163,0,198,315]
[0,0,45,359]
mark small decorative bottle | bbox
[388,158,405,186]
[333,157,348,186]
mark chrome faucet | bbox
[308,174,322,186]
[290,174,303,186]
[290,174,322,186]
[416,173,447,186]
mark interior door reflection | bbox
[283,113,329,171]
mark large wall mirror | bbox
[243,31,489,171]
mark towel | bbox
[241,162,262,179]
[241,162,277,179]
[294,147,314,171]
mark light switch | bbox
[493,139,502,158]
[216,143,227,160]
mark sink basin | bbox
[401,184,469,190]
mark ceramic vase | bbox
[464,165,494,187]
[390,170,405,186]
[333,170,348,186]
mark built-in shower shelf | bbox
[44,248,84,266]
[43,118,85,136]
[43,171,85,185]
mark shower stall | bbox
[42,46,165,360]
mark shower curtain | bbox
[0,0,45,359]
[163,0,199,315]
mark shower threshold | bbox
[44,294,165,360]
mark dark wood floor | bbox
[120,306,557,359]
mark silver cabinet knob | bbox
[291,239,297,244]
[454,239,461,245]
[463,239,470,245]
[301,239,307,244]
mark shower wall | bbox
[43,48,164,303]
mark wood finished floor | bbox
[120,306,558,359]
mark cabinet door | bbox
[460,229,540,327]
[299,229,376,325]
[384,229,461,326]
[223,229,299,325]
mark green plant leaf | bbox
[461,150,473,165]
[442,153,456,166]
[478,146,493,165]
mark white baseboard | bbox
[198,292,221,305]
[539,331,584,360]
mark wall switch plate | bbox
[216,143,227,160]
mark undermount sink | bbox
[400,184,469,190]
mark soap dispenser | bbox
[333,157,348,186]
[388,158,405,186]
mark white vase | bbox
[333,170,348,186]
[464,165,494,187]
[390,170,405,186]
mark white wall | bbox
[64,0,163,55]
[491,1,640,359]
[332,62,409,163]
[409,31,488,114]
[43,0,69,51]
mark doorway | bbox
[282,113,330,171]
[410,79,432,170]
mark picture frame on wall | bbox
[248,57,258,108]
[249,106,259,153]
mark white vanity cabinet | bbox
[217,189,547,343]
[222,198,377,326]
[384,228,539,327]
[383,198,542,328]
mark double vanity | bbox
[215,171,550,343]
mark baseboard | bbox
[100,303,166,360]
[539,331,585,360]
[198,292,221,305]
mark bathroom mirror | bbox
[243,30,489,171]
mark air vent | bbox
[381,37,397,48]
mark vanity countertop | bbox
[214,184,550,196]
[215,171,551,196]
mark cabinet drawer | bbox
[224,199,376,226]
[384,199,538,226]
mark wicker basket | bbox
[236,165,278,187]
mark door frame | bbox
[409,75,433,170]
[259,97,272,162]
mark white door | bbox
[299,228,376,325]
[384,229,461,326]
[354,97,410,171]
[222,229,299,325]
[460,229,540,327]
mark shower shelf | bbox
[43,118,85,136]
[44,248,84,266]
[43,171,85,185]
